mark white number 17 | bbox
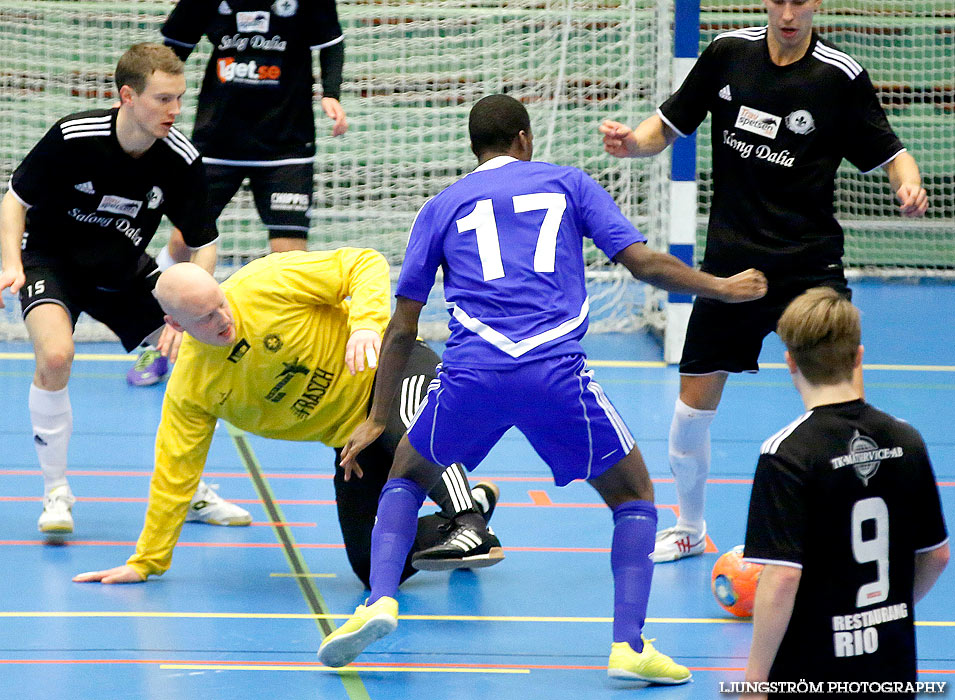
[455,193,567,281]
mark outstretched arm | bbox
[883,152,928,218]
[615,242,767,303]
[73,393,217,584]
[599,114,677,159]
[339,296,424,479]
[0,192,27,308]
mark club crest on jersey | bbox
[785,110,815,135]
[236,10,270,34]
[272,0,297,17]
[734,105,781,139]
[830,431,904,486]
[146,186,163,210]
[97,195,142,218]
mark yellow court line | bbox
[1,611,951,627]
[269,573,336,578]
[0,352,136,361]
[160,664,530,675]
[1,353,952,372]
[586,360,666,368]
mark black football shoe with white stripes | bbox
[411,522,504,571]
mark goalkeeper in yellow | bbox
[73,249,504,587]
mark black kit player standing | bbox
[742,287,948,699]
[0,44,218,534]
[599,0,929,564]
[125,0,350,387]
[161,0,347,255]
[745,402,948,696]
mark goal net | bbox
[0,0,671,342]
[697,1,954,274]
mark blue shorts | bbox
[406,354,634,486]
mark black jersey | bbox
[659,28,904,280]
[9,108,213,281]
[161,0,343,163]
[744,399,947,688]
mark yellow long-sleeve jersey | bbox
[127,249,391,578]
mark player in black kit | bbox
[0,44,225,534]
[126,0,348,387]
[742,287,948,699]
[599,0,929,563]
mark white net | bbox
[697,1,955,275]
[0,0,672,342]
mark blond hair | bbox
[777,287,860,385]
[115,43,183,94]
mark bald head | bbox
[155,263,236,346]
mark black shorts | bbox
[204,162,313,240]
[332,340,444,587]
[679,273,851,375]
[20,252,165,352]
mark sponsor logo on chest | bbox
[97,194,142,218]
[236,10,269,33]
[217,57,282,84]
[734,105,781,139]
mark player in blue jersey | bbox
[315,94,767,682]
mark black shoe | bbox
[471,481,499,522]
[411,522,505,571]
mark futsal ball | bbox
[711,545,763,618]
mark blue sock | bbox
[611,500,657,653]
[368,478,428,605]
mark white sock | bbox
[155,244,175,271]
[668,398,716,531]
[30,384,72,495]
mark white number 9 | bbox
[851,496,889,607]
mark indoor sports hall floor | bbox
[0,278,952,699]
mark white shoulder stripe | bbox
[163,138,197,164]
[812,48,862,79]
[63,131,111,140]
[714,26,766,43]
[811,51,860,80]
[62,122,113,135]
[814,43,863,75]
[166,127,200,160]
[760,411,813,455]
[60,115,111,130]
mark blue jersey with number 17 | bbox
[396,156,645,368]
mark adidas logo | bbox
[719,85,732,101]
[218,0,232,14]
[74,181,95,194]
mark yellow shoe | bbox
[318,596,398,668]
[607,636,692,684]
